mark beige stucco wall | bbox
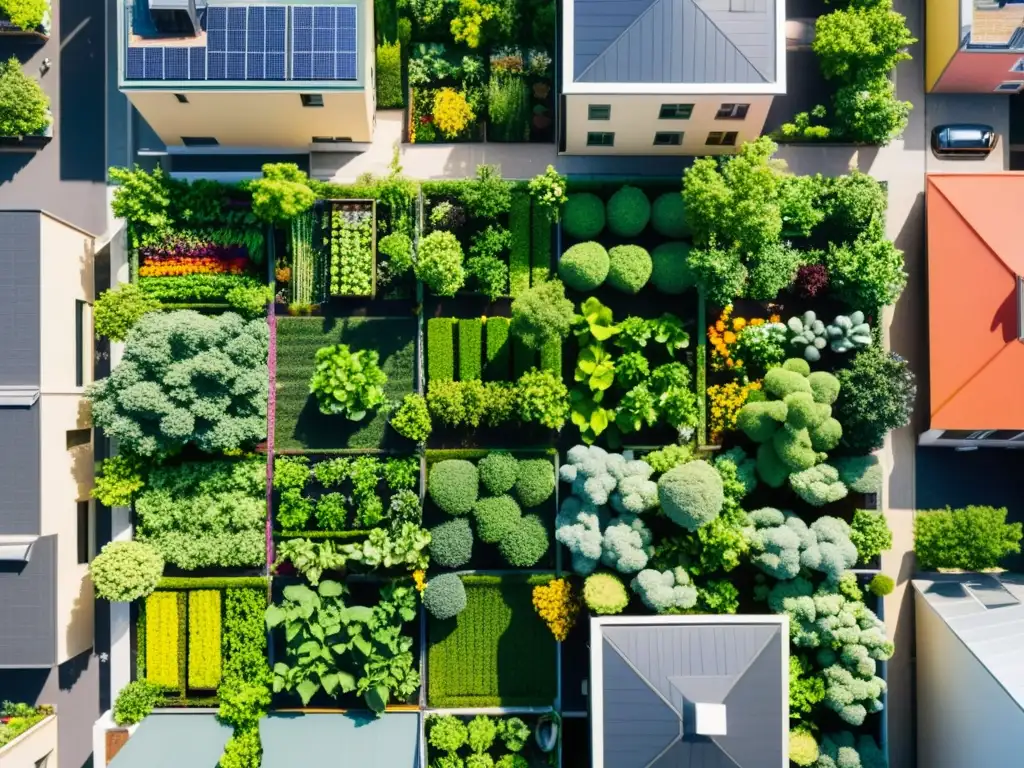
[915,590,1024,767]
[563,94,772,155]
[0,716,58,768]
[126,89,374,148]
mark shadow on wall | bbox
[59,0,105,183]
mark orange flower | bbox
[715,321,725,332]
[723,331,737,344]
[769,314,781,323]
[732,317,746,331]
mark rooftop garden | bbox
[92,146,913,768]
[0,703,53,750]
[0,56,50,139]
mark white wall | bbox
[915,591,1024,767]
[563,94,772,155]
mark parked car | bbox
[931,124,998,157]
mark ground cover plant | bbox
[275,316,416,450]
[426,574,557,707]
[0,703,53,749]
[426,713,551,767]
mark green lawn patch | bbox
[458,318,483,380]
[530,205,551,287]
[484,317,510,381]
[428,318,456,382]
[275,316,415,450]
[427,575,557,708]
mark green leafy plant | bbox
[825,234,907,309]
[113,680,162,726]
[574,344,615,393]
[0,0,48,30]
[835,347,916,452]
[429,715,469,754]
[338,523,431,571]
[417,231,466,296]
[375,41,403,108]
[377,232,414,277]
[92,455,146,507]
[575,296,620,343]
[226,284,273,318]
[516,368,569,429]
[328,205,374,296]
[89,540,164,602]
[248,163,315,224]
[510,279,575,349]
[850,508,892,563]
[583,572,629,615]
[496,717,530,752]
[458,165,512,219]
[391,393,432,442]
[528,166,567,222]
[914,506,1022,571]
[468,715,497,753]
[310,344,388,420]
[0,56,49,137]
[273,538,345,586]
[94,283,162,341]
[868,574,894,597]
[649,314,690,356]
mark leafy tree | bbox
[813,1,915,81]
[821,170,887,243]
[94,284,162,341]
[0,56,50,137]
[416,231,466,296]
[686,240,748,305]
[109,165,173,240]
[86,310,269,457]
[248,163,315,224]
[825,234,906,308]
[833,75,912,145]
[89,540,164,602]
[914,506,1022,571]
[510,279,575,349]
[834,346,915,452]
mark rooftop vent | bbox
[694,703,727,736]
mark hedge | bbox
[539,338,561,378]
[509,192,531,297]
[562,193,605,240]
[559,242,609,291]
[606,245,653,294]
[484,317,510,381]
[606,186,651,237]
[650,242,696,294]
[651,192,690,239]
[187,590,222,689]
[157,577,269,590]
[531,206,551,286]
[459,318,483,381]
[428,318,457,382]
[145,592,181,690]
[512,337,535,379]
[375,42,403,108]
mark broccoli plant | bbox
[601,516,654,573]
[555,496,653,575]
[789,464,848,507]
[816,732,887,768]
[749,508,857,582]
[558,444,658,514]
[631,567,698,613]
[735,359,842,488]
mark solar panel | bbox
[227,6,246,29]
[266,53,285,79]
[227,52,246,79]
[126,47,144,79]
[227,27,245,52]
[292,5,312,28]
[292,52,312,80]
[144,47,164,79]
[165,47,189,79]
[247,52,265,79]
[207,29,225,52]
[290,5,358,80]
[314,26,333,52]
[313,51,333,79]
[189,47,206,79]
[336,52,357,79]
[207,51,226,79]
[293,26,311,53]
[206,6,226,30]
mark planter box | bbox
[319,199,377,299]
[0,134,51,152]
[0,17,48,39]
[104,729,129,765]
[0,714,57,768]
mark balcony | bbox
[0,710,57,768]
[118,0,367,90]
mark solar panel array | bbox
[125,4,358,82]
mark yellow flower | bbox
[532,579,579,642]
[413,570,427,593]
[723,331,737,344]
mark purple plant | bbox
[139,240,248,262]
[795,264,829,298]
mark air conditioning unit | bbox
[148,0,202,36]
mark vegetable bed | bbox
[426,574,558,707]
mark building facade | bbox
[927,0,1024,93]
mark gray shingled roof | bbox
[594,618,786,768]
[107,714,233,768]
[914,573,1024,710]
[572,0,776,84]
[260,712,421,767]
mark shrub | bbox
[417,231,466,296]
[850,509,892,563]
[433,88,475,138]
[516,368,569,429]
[113,680,163,726]
[459,318,483,380]
[868,574,894,597]
[658,460,724,531]
[583,572,628,615]
[225,284,273,318]
[92,455,145,507]
[605,186,651,237]
[467,255,509,301]
[631,567,697,613]
[834,455,882,495]
[0,0,48,30]
[789,729,819,767]
[532,578,579,641]
[424,573,467,619]
[789,464,848,506]
[914,506,1022,571]
[746,242,802,301]
[87,311,268,457]
[430,518,474,568]
[429,460,480,516]
[651,193,690,239]
[558,242,609,291]
[90,541,164,602]
[474,495,522,543]
[750,509,857,582]
[391,393,432,442]
[219,728,261,768]
[429,714,469,754]
[528,165,568,222]
[649,242,695,294]
[428,317,457,382]
[249,163,315,224]
[795,263,829,298]
[478,452,518,495]
[510,280,575,349]
[606,245,652,294]
[825,235,907,309]
[459,165,513,218]
[376,41,403,108]
[514,459,555,508]
[498,514,549,566]
[0,56,50,137]
[310,344,387,420]
[835,347,916,452]
[562,193,605,240]
[468,715,497,753]
[378,232,414,276]
[687,241,748,306]
[94,283,161,341]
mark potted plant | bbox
[534,711,559,753]
[0,56,52,148]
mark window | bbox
[995,81,1024,92]
[586,131,615,147]
[588,104,611,120]
[658,103,693,119]
[181,137,219,146]
[301,94,325,107]
[653,131,684,146]
[173,93,189,103]
[77,502,90,564]
[715,103,750,119]
[705,131,739,146]
[1013,58,1024,72]
[312,136,354,143]
[75,299,86,387]
[66,428,91,450]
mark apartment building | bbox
[0,211,98,768]
[117,0,376,150]
[927,0,1024,92]
[559,0,785,155]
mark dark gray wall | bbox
[0,404,41,535]
[0,649,99,768]
[0,534,55,666]
[0,211,41,387]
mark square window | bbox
[706,131,738,146]
[588,104,611,120]
[181,136,219,146]
[66,429,91,450]
[174,93,189,103]
[658,103,693,119]
[586,131,615,147]
[301,93,325,107]
[715,103,750,119]
[653,131,683,146]
[995,81,1023,92]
